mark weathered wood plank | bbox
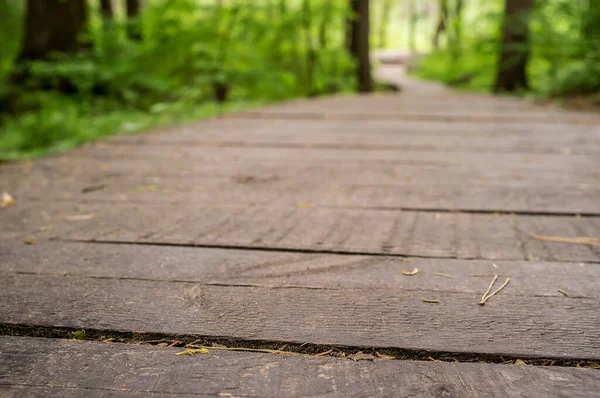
[2,337,598,397]
[1,240,599,298]
[1,271,599,359]
[3,203,598,262]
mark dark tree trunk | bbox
[126,0,142,40]
[18,0,88,62]
[494,0,534,92]
[584,0,600,42]
[100,0,113,22]
[348,0,373,93]
[432,0,448,49]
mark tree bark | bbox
[348,0,373,93]
[126,0,142,40]
[494,0,534,92]
[100,0,113,20]
[18,0,88,62]
[432,0,448,49]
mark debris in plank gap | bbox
[514,359,527,365]
[184,344,309,357]
[374,352,396,360]
[176,348,209,356]
[479,277,511,306]
[420,298,440,304]
[314,349,333,357]
[529,234,600,247]
[577,362,600,369]
[402,268,419,276]
[71,330,86,340]
[432,272,453,279]
[0,192,14,208]
[557,289,569,297]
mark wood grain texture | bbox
[3,203,599,262]
[2,336,599,397]
[1,271,599,359]
[1,240,599,298]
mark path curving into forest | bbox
[2,59,600,396]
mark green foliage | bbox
[0,0,356,159]
[412,0,600,97]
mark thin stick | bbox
[420,298,440,303]
[557,289,569,297]
[529,234,600,247]
[479,278,510,305]
[479,274,498,304]
[432,272,453,279]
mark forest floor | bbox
[1,56,600,396]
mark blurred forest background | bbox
[0,0,599,160]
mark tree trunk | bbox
[18,0,88,62]
[126,0,142,40]
[348,0,373,93]
[302,0,316,96]
[494,0,533,92]
[378,0,394,49]
[584,0,600,41]
[100,0,113,20]
[432,0,448,49]
[408,0,417,53]
[451,0,464,56]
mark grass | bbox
[0,98,263,161]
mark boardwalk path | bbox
[2,61,600,396]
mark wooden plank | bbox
[242,94,600,124]
[88,118,600,155]
[2,337,598,397]
[3,156,599,213]
[3,203,599,262]
[1,269,599,359]
[1,240,599,298]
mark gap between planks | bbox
[1,324,598,368]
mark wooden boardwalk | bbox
[2,63,600,396]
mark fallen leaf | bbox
[297,201,313,208]
[71,330,86,340]
[1,193,14,208]
[492,263,498,268]
[514,359,527,365]
[24,237,36,245]
[529,234,600,247]
[64,214,97,222]
[402,268,419,276]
